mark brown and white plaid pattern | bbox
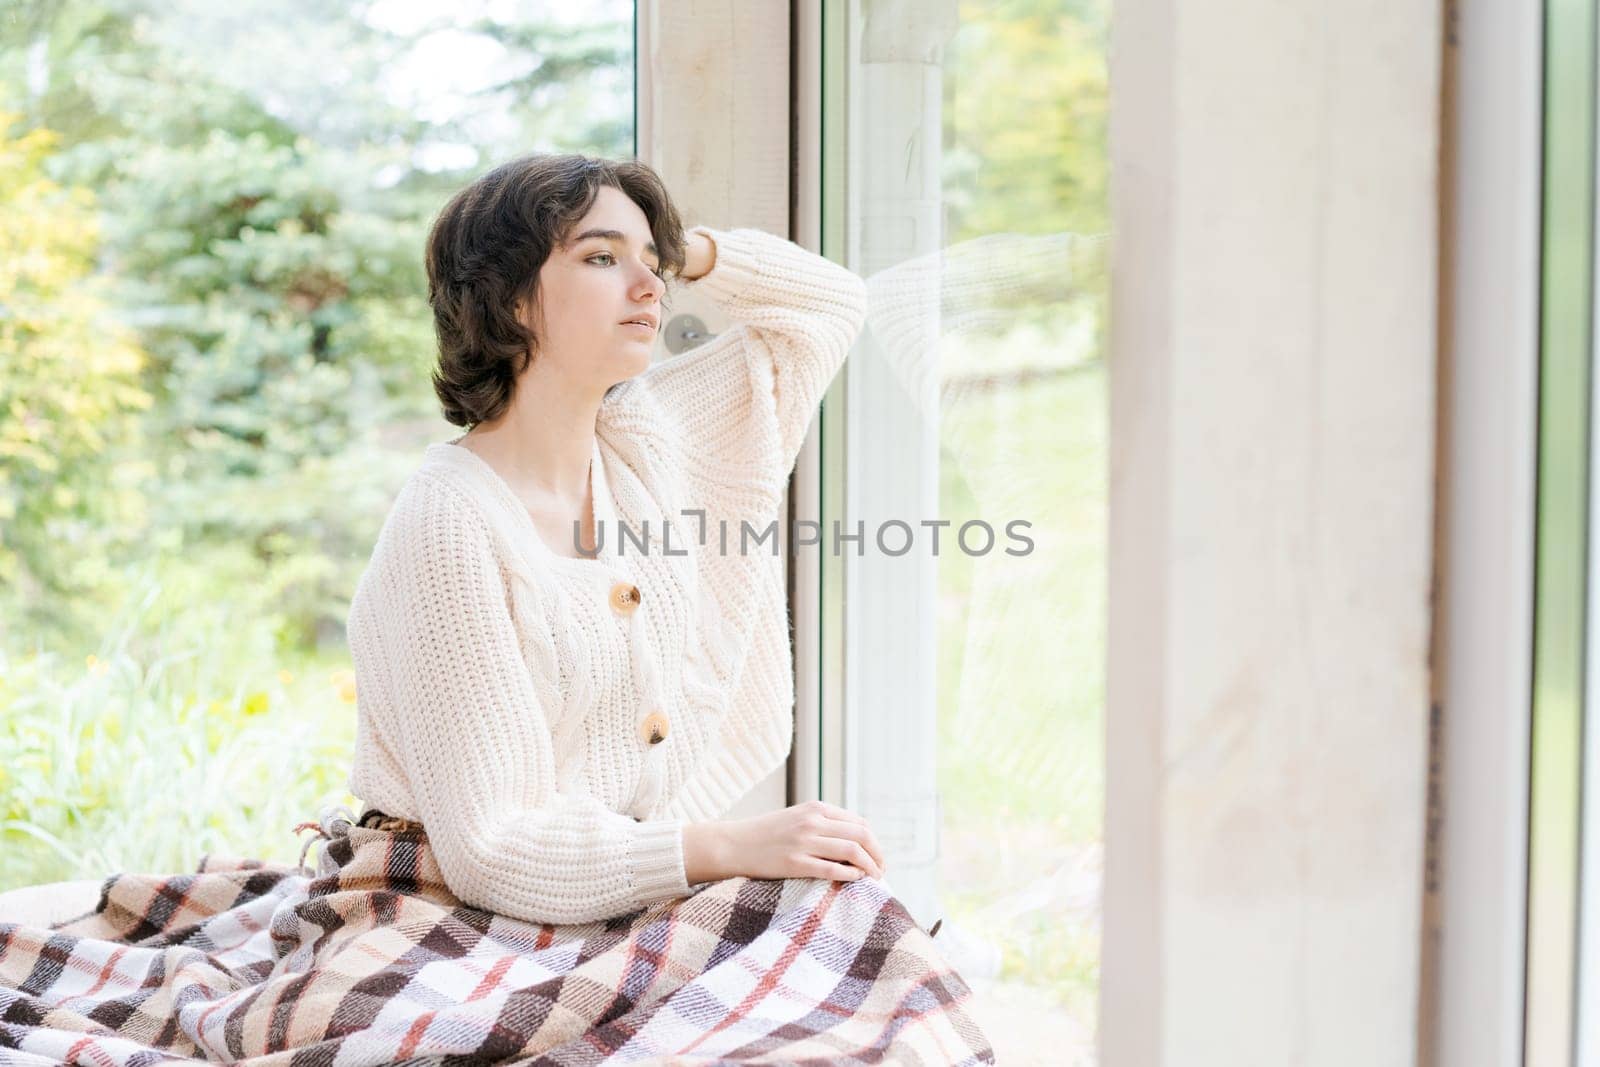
[0,807,995,1064]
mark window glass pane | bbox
[0,0,633,886]
[834,1,1109,1059]
[1532,0,1592,1056]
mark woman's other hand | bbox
[684,800,888,884]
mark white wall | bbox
[1103,2,1442,1063]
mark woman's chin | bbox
[603,351,654,387]
[620,345,656,373]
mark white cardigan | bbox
[344,224,869,925]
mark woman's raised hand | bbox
[683,800,888,884]
[678,227,717,282]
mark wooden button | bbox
[609,581,641,616]
[639,710,670,745]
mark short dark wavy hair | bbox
[424,153,688,428]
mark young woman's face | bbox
[519,185,666,390]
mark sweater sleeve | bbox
[345,473,691,926]
[613,224,868,486]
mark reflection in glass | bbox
[836,1,1110,1060]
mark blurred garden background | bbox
[0,0,1107,1054]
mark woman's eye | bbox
[590,252,664,280]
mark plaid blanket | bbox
[0,807,995,1064]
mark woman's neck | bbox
[459,371,604,504]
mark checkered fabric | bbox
[0,809,995,1064]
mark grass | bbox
[0,574,359,891]
[935,319,1107,1017]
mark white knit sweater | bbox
[344,225,868,925]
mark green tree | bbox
[944,0,1109,242]
[0,0,631,654]
[0,113,151,642]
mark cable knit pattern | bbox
[345,225,868,925]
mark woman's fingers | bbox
[805,802,889,875]
[814,836,883,879]
[819,802,866,825]
[821,817,888,875]
[801,858,867,882]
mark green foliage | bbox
[0,0,633,879]
[937,339,1105,1011]
[0,112,153,639]
[938,378,1105,835]
[933,1,1109,1010]
[945,0,1109,241]
[0,570,359,891]
[0,0,631,655]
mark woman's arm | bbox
[608,224,868,485]
[682,821,728,883]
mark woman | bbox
[0,154,995,1064]
[343,153,892,923]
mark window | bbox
[815,2,1109,1057]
